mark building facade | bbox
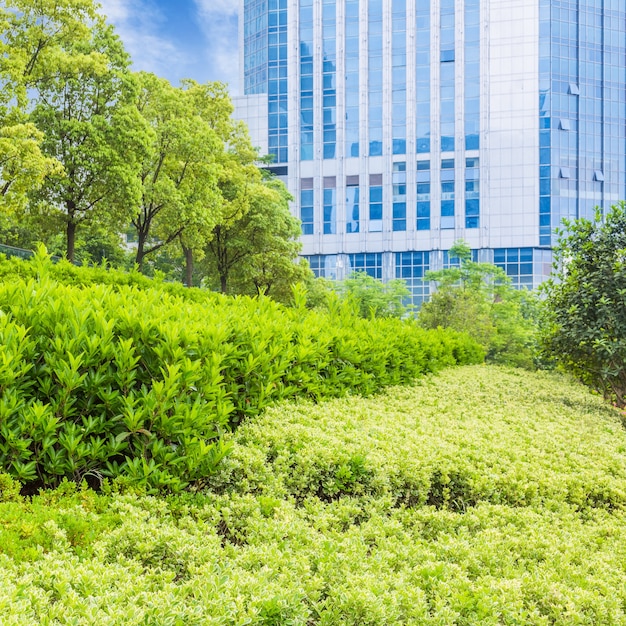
[235,0,626,304]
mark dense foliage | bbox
[201,173,308,300]
[337,271,412,319]
[2,367,626,624]
[419,241,539,367]
[0,0,309,294]
[0,253,482,492]
[542,202,626,406]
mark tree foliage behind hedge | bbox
[0,256,483,493]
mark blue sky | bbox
[98,0,240,93]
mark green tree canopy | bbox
[201,173,309,301]
[542,202,626,405]
[27,19,147,261]
[178,81,261,286]
[131,72,227,272]
[337,272,412,319]
[0,0,103,215]
[419,240,538,367]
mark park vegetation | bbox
[0,250,482,494]
[2,367,626,623]
[0,0,304,292]
[542,201,626,407]
[3,1,626,622]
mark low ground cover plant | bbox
[210,365,626,510]
[0,254,481,492]
[1,367,626,624]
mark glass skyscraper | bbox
[235,0,626,304]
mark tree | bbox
[28,19,148,261]
[542,202,626,405]
[0,124,60,214]
[130,73,224,272]
[178,81,260,287]
[202,173,310,301]
[337,272,412,319]
[0,0,102,215]
[418,240,538,367]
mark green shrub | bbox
[0,480,119,562]
[3,367,626,623]
[542,202,626,405]
[0,255,482,493]
[419,240,540,368]
[209,366,626,511]
[0,473,21,502]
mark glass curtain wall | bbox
[300,0,314,160]
[539,0,626,246]
[345,0,360,157]
[244,0,268,94]
[322,0,337,159]
[268,0,288,163]
[368,0,383,156]
[392,0,407,155]
[465,0,480,150]
[440,0,455,153]
[416,0,430,154]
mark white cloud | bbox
[193,0,240,92]
[194,0,238,17]
[96,0,130,23]
[96,0,188,84]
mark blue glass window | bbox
[300,189,314,235]
[494,248,535,289]
[323,187,336,234]
[396,252,430,307]
[369,186,383,221]
[349,252,382,279]
[346,184,360,233]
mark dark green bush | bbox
[0,254,482,493]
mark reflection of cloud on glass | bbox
[97,0,188,85]
[193,0,240,93]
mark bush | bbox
[209,366,626,510]
[3,367,626,624]
[0,254,482,493]
[542,202,626,406]
[418,241,539,368]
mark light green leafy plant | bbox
[2,367,626,624]
[0,252,482,493]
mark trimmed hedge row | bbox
[0,247,212,302]
[0,260,482,492]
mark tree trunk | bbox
[184,246,193,288]
[135,237,145,273]
[66,221,76,263]
[220,273,227,294]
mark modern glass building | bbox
[235,0,626,304]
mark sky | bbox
[97,0,240,94]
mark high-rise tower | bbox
[235,0,626,304]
